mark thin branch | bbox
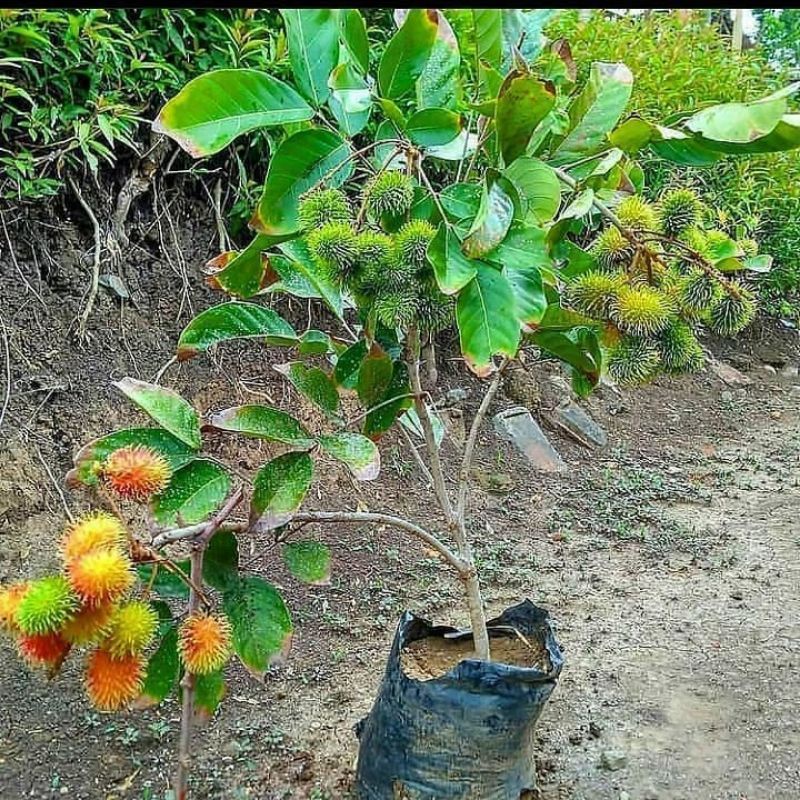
[398,423,435,488]
[416,166,452,229]
[291,510,466,573]
[406,326,454,522]
[152,486,245,549]
[0,314,10,435]
[68,176,103,341]
[35,445,74,522]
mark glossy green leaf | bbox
[275,240,345,319]
[283,541,331,585]
[333,340,367,389]
[66,428,195,488]
[280,9,340,107]
[399,404,445,448]
[473,9,502,70]
[741,254,773,273]
[457,266,521,375]
[405,107,462,147]
[553,62,633,163]
[136,562,190,600]
[530,329,600,381]
[206,405,315,448]
[695,112,800,155]
[609,115,654,153]
[363,361,412,439]
[496,72,555,165]
[205,234,289,299]
[440,183,482,221]
[357,346,393,409]
[114,377,201,450]
[501,9,553,70]
[275,362,340,418]
[251,129,353,236]
[318,432,380,481]
[194,670,225,719]
[462,180,515,258]
[298,329,334,356]
[251,452,313,532]
[204,530,239,592]
[503,157,561,223]
[427,223,478,295]
[649,129,723,166]
[177,302,297,361]
[378,9,438,100]
[223,576,293,679]
[339,9,369,73]
[415,10,461,111]
[153,69,313,157]
[138,624,179,707]
[426,129,479,161]
[328,60,371,137]
[151,459,230,525]
[559,188,595,220]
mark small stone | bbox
[493,407,567,472]
[619,792,631,800]
[790,386,800,398]
[600,749,628,771]
[588,720,603,739]
[771,410,782,420]
[568,730,583,745]
[720,390,733,403]
[760,364,777,375]
[780,365,799,379]
[552,400,608,448]
[710,359,752,387]
[446,388,469,404]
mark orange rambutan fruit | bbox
[84,648,144,712]
[18,631,71,670]
[0,582,29,634]
[67,549,134,605]
[101,445,171,501]
[178,612,232,675]
[61,511,126,565]
[61,602,116,646]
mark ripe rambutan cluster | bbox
[563,187,762,386]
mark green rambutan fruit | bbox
[363,171,415,219]
[679,225,711,257]
[591,226,635,270]
[605,336,662,386]
[739,238,759,257]
[298,188,352,230]
[395,219,437,267]
[417,289,456,334]
[15,576,78,635]
[658,188,702,236]
[656,320,704,373]
[611,285,674,336]
[307,221,360,282]
[374,289,420,330]
[355,232,417,296]
[616,195,658,232]
[681,268,722,313]
[564,271,626,319]
[708,283,756,336]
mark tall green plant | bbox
[3,9,800,798]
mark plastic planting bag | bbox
[355,599,564,799]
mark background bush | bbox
[546,9,800,321]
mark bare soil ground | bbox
[1,206,799,800]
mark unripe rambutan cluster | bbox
[565,189,761,386]
[299,181,454,333]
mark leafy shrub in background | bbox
[546,9,800,321]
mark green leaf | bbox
[501,10,553,70]
[275,240,345,319]
[275,362,340,418]
[741,254,773,273]
[138,624,179,707]
[251,452,313,532]
[425,130,479,161]
[553,62,633,163]
[363,361,412,439]
[280,9,340,107]
[328,60,371,137]
[357,346,393,409]
[177,302,297,361]
[399,404,445,448]
[609,116,654,153]
[283,541,331,585]
[427,223,478,295]
[462,180,515,258]
[405,107,462,147]
[251,129,353,236]
[340,9,369,73]
[207,405,315,449]
[318,432,380,481]
[457,266,521,375]
[503,157,561,223]
[333,340,368,389]
[495,72,555,165]
[378,8,438,100]
[223,576,293,679]
[153,69,313,157]
[299,329,335,355]
[415,10,461,111]
[204,235,287,299]
[473,9,502,70]
[114,377,201,450]
[649,127,722,166]
[204,530,239,592]
[66,428,195,488]
[136,562,190,600]
[440,183,482,221]
[530,329,600,382]
[194,670,225,719]
[151,459,231,526]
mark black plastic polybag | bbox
[355,599,564,799]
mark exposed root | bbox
[68,176,102,343]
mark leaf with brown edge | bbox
[203,235,285,299]
[317,432,380,481]
[250,452,313,533]
[206,405,315,449]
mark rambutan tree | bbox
[3,9,799,798]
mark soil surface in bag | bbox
[355,599,564,800]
